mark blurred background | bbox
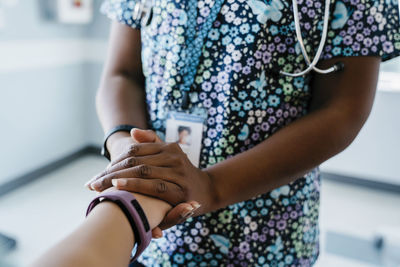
[0,0,399,266]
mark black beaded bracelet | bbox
[101,124,138,161]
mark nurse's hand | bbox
[92,141,217,215]
[85,129,162,188]
[87,129,202,237]
[88,132,218,224]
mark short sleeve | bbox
[101,0,141,29]
[322,0,400,62]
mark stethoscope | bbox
[132,0,344,77]
[132,0,153,27]
[281,0,344,77]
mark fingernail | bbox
[183,211,194,219]
[180,206,194,218]
[192,203,201,210]
[84,180,95,190]
[154,234,163,239]
[84,181,91,189]
[91,181,101,191]
[113,179,127,187]
[111,179,127,187]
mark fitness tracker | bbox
[101,124,138,161]
[86,190,152,262]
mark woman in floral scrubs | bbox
[93,0,400,265]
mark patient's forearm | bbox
[31,201,133,267]
[31,193,171,267]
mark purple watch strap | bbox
[86,190,152,262]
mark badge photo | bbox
[165,112,206,167]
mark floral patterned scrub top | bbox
[101,0,400,266]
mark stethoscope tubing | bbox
[280,0,340,77]
[134,0,344,77]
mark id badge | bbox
[165,111,206,167]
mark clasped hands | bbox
[85,128,218,238]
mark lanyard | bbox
[180,0,225,109]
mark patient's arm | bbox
[30,193,171,267]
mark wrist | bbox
[202,169,221,213]
[85,201,135,260]
[133,193,171,229]
[86,190,154,262]
[106,132,131,159]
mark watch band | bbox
[101,124,138,161]
[86,190,152,262]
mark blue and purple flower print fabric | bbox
[102,0,400,265]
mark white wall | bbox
[0,1,107,185]
[0,64,88,183]
[321,59,400,185]
[321,90,400,185]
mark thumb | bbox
[131,128,163,143]
[158,201,201,230]
[152,227,163,239]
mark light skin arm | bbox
[30,192,171,267]
[88,56,380,218]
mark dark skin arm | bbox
[207,56,379,209]
[94,22,200,235]
[96,21,148,157]
[90,56,380,225]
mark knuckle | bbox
[179,186,189,202]
[100,178,106,188]
[166,142,179,151]
[138,164,151,177]
[155,180,167,194]
[123,157,136,168]
[128,144,139,156]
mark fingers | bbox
[85,143,185,190]
[158,201,201,230]
[90,164,177,192]
[91,154,177,185]
[110,143,164,166]
[152,201,201,238]
[131,128,163,143]
[111,178,185,206]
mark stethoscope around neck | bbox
[281,0,344,77]
[133,0,345,77]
